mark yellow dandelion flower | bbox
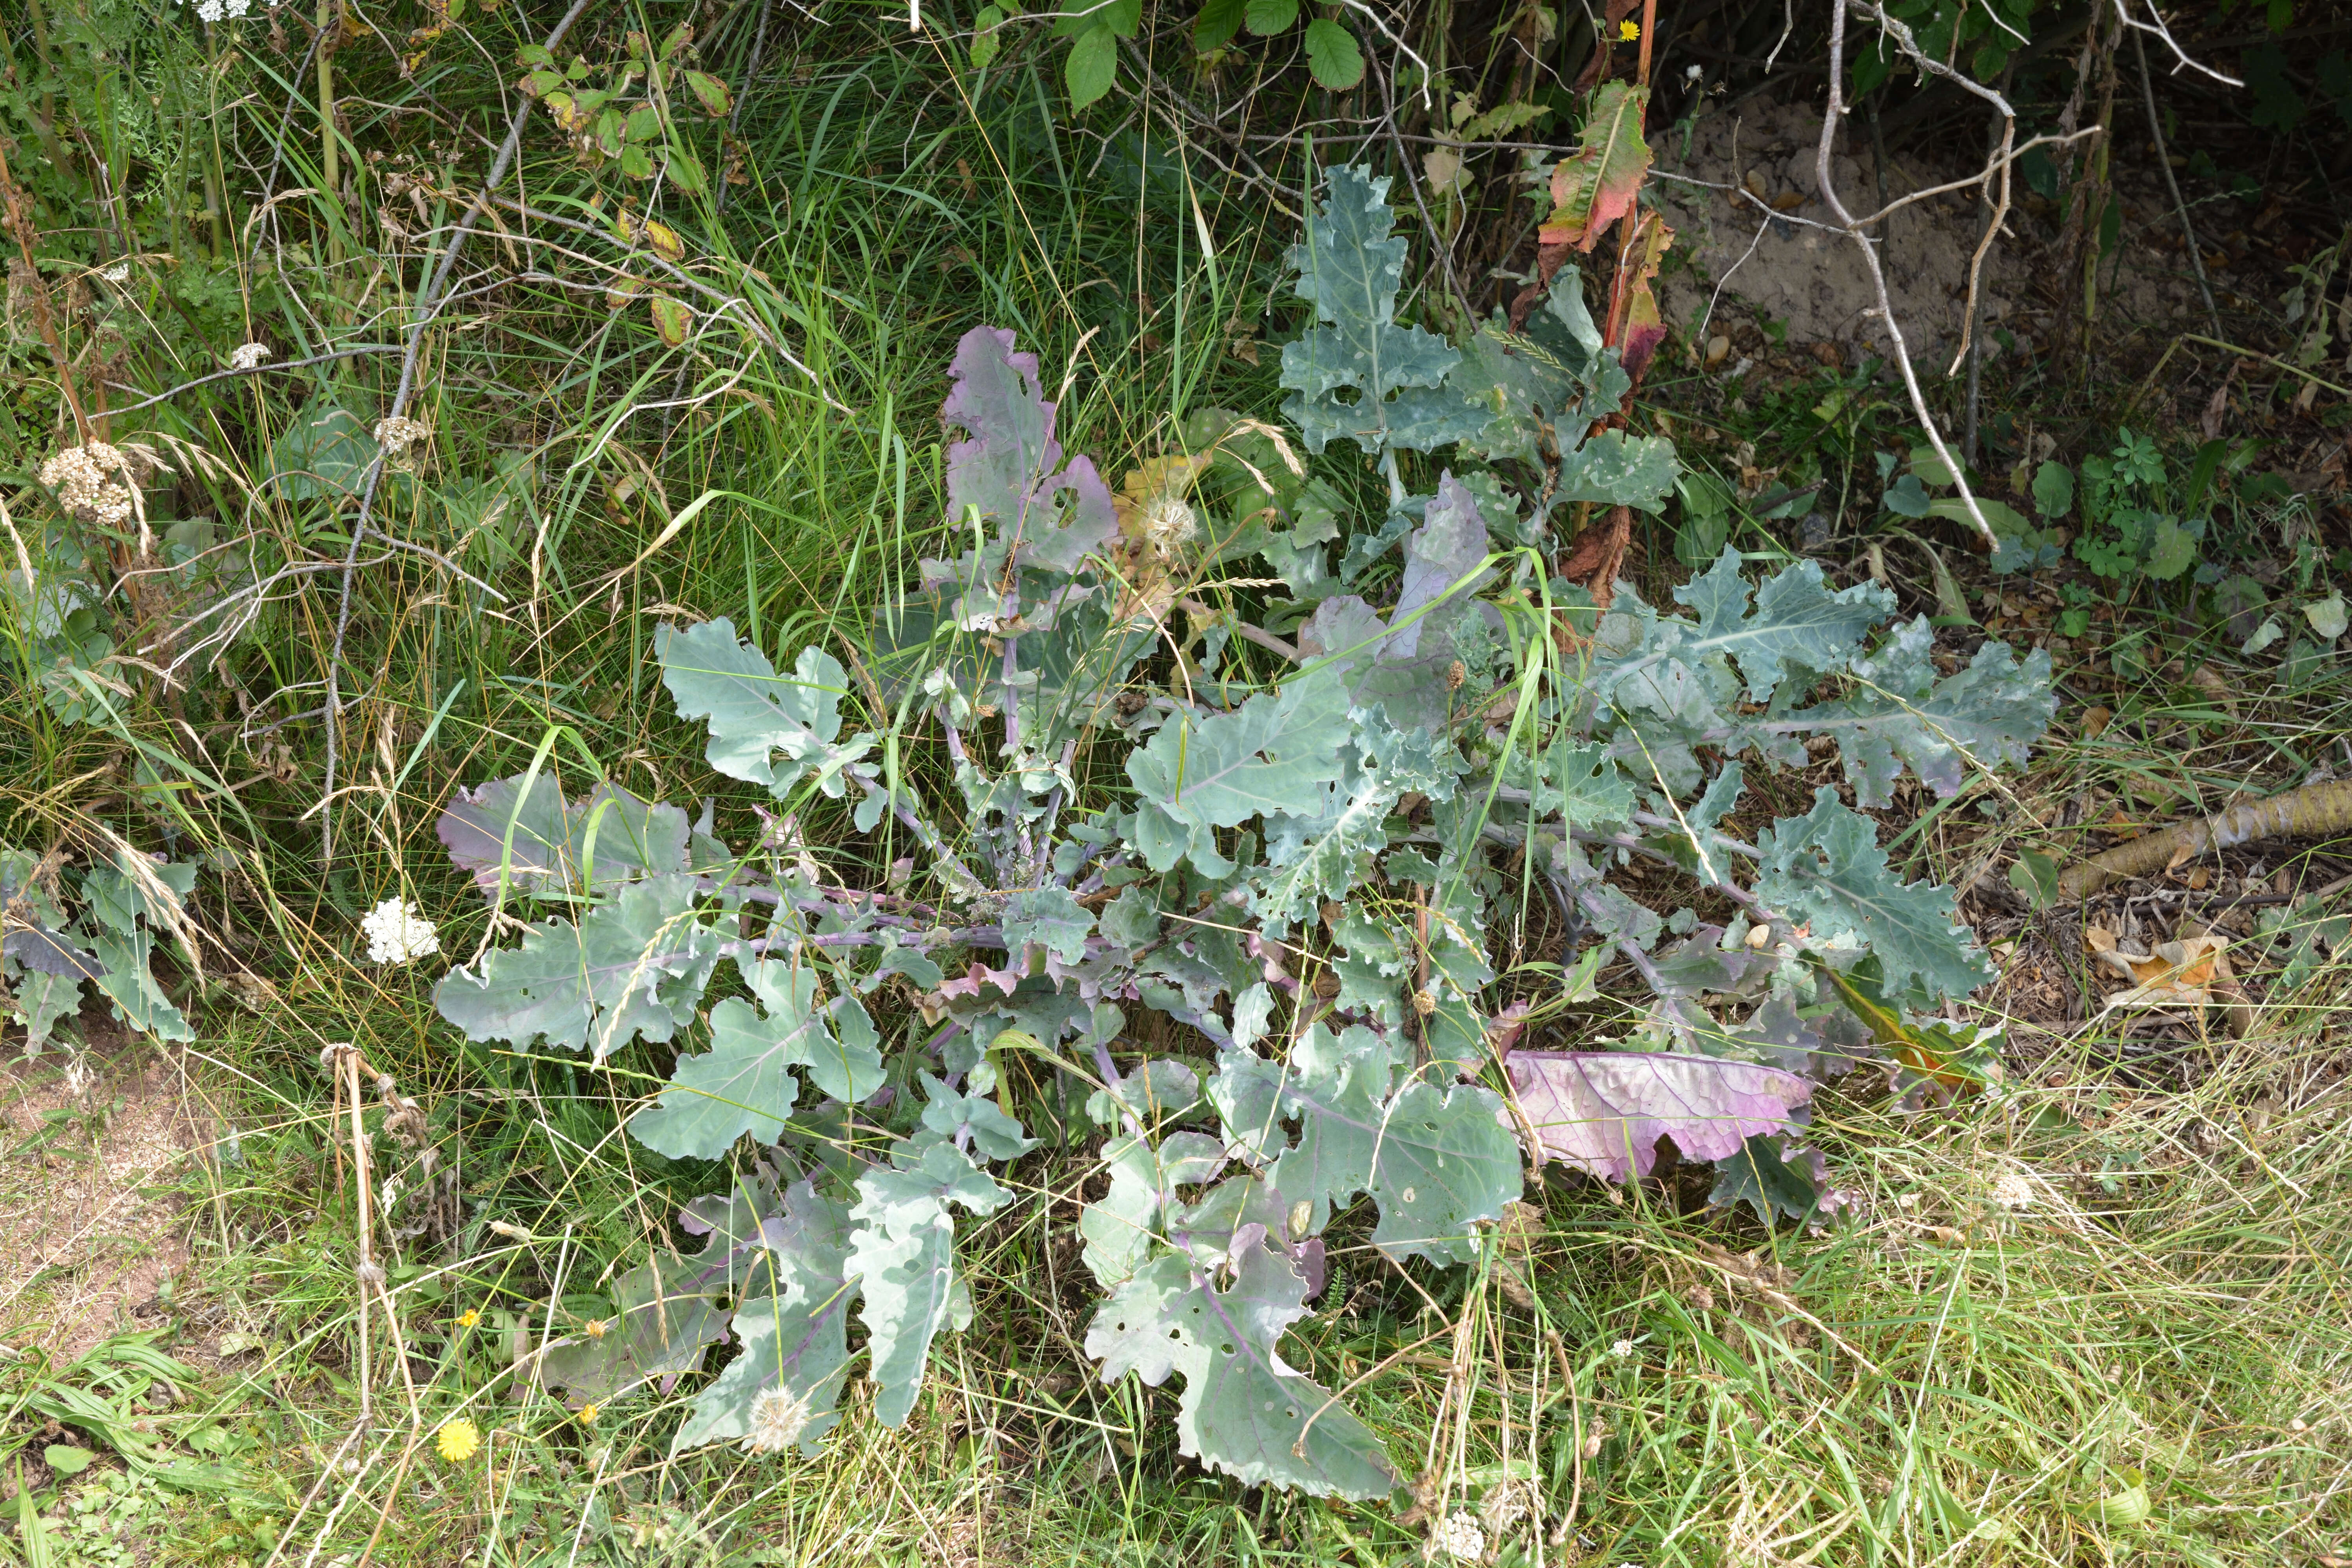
[578,1403,599,1425]
[436,1418,481,1463]
[456,1308,480,1329]
[1619,19,1641,40]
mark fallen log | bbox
[2057,778,2352,898]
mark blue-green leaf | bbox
[657,621,873,799]
[434,874,719,1060]
[1755,788,1993,1001]
[1279,166,1485,456]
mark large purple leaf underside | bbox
[1502,1050,1814,1182]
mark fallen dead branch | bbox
[2058,777,2352,898]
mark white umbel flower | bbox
[740,1386,812,1455]
[361,897,440,965]
[1990,1171,2034,1210]
[1428,1511,1485,1563]
[100,261,131,285]
[39,444,136,529]
[184,0,254,20]
[229,341,271,371]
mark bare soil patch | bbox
[0,1014,197,1364]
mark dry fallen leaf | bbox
[2082,706,2114,739]
[2095,932,2232,1012]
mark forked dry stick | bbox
[319,0,597,867]
[1816,0,2017,550]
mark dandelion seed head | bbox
[1139,494,1198,555]
[740,1386,813,1455]
[361,896,440,965]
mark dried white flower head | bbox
[1477,1479,1531,1534]
[740,1386,812,1455]
[1990,1171,2034,1210]
[1138,493,1198,555]
[1428,1511,1485,1563]
[39,443,136,529]
[100,261,131,285]
[63,1058,96,1096]
[361,897,440,965]
[229,341,271,371]
[374,415,434,473]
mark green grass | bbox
[3,2,2351,1564]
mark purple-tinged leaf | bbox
[1501,1049,1814,1182]
[438,775,689,898]
[1384,472,1491,658]
[939,326,1118,572]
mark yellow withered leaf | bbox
[648,293,690,346]
[641,218,684,263]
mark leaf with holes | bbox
[1087,1233,1395,1497]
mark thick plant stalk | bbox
[2058,779,2352,898]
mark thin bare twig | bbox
[2131,25,2223,339]
[1817,1,2004,549]
[320,0,597,866]
[2112,0,2243,87]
